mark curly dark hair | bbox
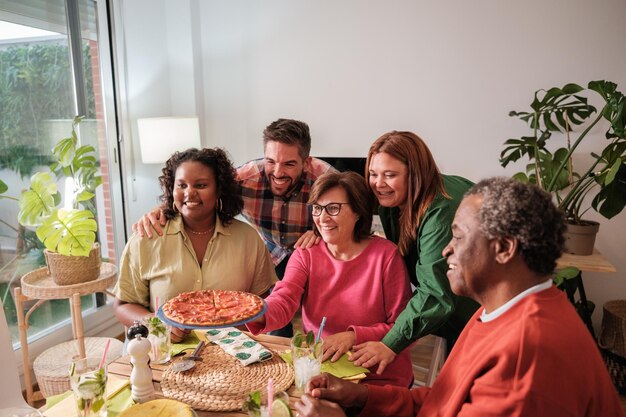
[263,118,311,159]
[159,148,243,225]
[466,177,565,275]
[308,171,375,242]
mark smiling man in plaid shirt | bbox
[134,118,335,335]
[237,118,335,268]
[236,119,335,336]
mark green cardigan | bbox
[380,174,479,353]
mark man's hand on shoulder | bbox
[294,230,321,249]
[132,207,167,238]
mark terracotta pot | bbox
[563,221,600,256]
[44,243,102,285]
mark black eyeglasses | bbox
[311,202,349,216]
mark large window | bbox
[0,0,123,356]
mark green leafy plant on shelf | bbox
[500,80,626,225]
[17,116,102,257]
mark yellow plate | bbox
[117,398,195,417]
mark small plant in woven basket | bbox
[17,116,103,284]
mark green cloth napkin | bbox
[171,332,202,357]
[44,390,71,410]
[279,351,369,379]
[205,328,273,365]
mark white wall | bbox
[115,0,626,330]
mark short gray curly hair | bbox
[467,177,565,275]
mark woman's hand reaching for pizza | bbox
[322,331,355,362]
[170,326,191,343]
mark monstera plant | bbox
[500,80,626,223]
[17,116,103,284]
[500,80,626,255]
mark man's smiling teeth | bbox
[272,177,289,184]
[448,264,457,270]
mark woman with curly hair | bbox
[114,148,276,342]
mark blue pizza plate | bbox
[156,299,267,330]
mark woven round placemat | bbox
[161,344,293,411]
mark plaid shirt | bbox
[237,157,336,265]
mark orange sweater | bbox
[360,286,624,417]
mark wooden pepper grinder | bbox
[127,321,155,403]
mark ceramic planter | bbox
[563,221,600,256]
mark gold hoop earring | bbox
[172,201,179,213]
[217,198,223,212]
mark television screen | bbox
[318,157,367,177]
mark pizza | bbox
[161,289,265,326]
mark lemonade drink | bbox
[244,390,291,417]
[144,316,171,364]
[293,355,322,393]
[290,337,323,394]
[69,357,107,417]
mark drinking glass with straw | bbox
[243,378,290,417]
[144,295,171,364]
[69,339,110,417]
[291,319,325,394]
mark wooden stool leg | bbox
[70,293,86,359]
[425,337,447,387]
[14,287,35,406]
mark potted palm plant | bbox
[500,80,626,255]
[17,116,103,284]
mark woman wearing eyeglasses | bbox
[247,171,414,387]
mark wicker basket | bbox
[599,300,626,395]
[44,243,101,285]
[33,336,123,398]
[600,300,626,357]
[601,347,626,395]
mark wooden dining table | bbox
[107,333,302,417]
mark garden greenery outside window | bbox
[0,1,122,357]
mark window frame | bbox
[1,0,127,386]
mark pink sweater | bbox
[247,236,413,387]
[360,286,624,417]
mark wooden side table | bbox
[14,262,117,405]
[556,249,617,338]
